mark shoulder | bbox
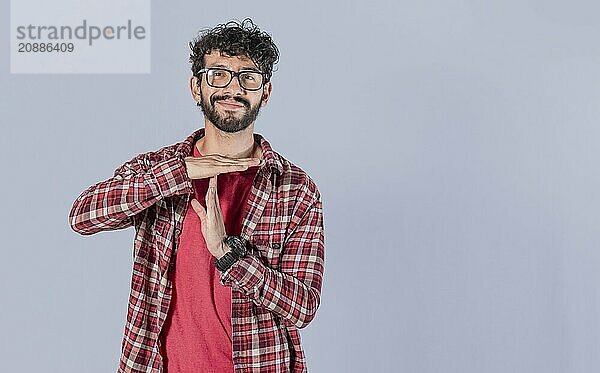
[272,150,321,204]
[255,132,321,203]
[270,150,323,232]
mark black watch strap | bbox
[214,251,238,272]
[225,236,248,258]
[214,236,248,272]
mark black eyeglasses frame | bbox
[196,67,267,91]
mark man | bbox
[69,19,325,373]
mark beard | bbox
[198,92,262,133]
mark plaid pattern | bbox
[69,128,325,373]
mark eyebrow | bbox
[209,63,260,72]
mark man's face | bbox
[193,51,271,133]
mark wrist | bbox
[215,240,230,259]
[214,236,248,272]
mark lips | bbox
[217,100,245,109]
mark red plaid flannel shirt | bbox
[69,128,325,372]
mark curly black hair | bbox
[189,18,279,82]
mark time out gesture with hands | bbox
[185,149,263,259]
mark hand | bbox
[185,154,263,180]
[190,175,229,259]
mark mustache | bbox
[210,94,250,109]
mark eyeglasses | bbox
[197,67,266,91]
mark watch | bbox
[214,236,248,272]
[225,236,248,258]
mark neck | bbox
[196,121,262,159]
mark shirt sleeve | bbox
[69,152,193,235]
[219,189,325,329]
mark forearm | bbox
[69,156,193,235]
[220,254,322,329]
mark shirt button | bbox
[272,243,280,249]
[174,228,181,236]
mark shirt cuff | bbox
[146,156,194,198]
[219,253,266,299]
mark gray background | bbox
[1,0,599,372]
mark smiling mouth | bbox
[216,100,246,110]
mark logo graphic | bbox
[10,0,151,74]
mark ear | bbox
[190,75,202,102]
[261,81,273,107]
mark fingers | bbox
[213,177,220,206]
[216,157,263,174]
[185,154,264,180]
[219,164,251,173]
[191,178,218,224]
[206,175,218,213]
[208,176,224,227]
[191,198,206,221]
[187,154,260,164]
[209,174,217,189]
[212,155,262,168]
[213,154,260,162]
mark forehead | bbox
[203,50,259,70]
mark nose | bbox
[223,73,244,96]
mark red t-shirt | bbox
[159,144,259,373]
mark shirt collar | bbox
[177,128,283,176]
